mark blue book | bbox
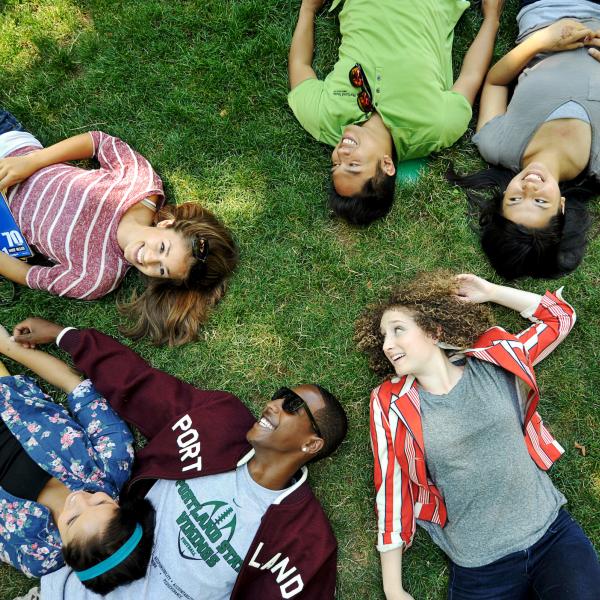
[0,190,32,260]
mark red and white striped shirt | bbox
[7,131,164,300]
[370,290,576,553]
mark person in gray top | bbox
[355,270,600,599]
[449,0,600,279]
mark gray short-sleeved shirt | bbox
[473,16,600,179]
[417,359,565,568]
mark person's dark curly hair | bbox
[355,271,495,377]
[447,166,595,279]
[62,497,155,595]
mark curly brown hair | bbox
[355,270,496,376]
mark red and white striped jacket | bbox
[370,290,576,552]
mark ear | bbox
[381,155,396,177]
[301,435,324,459]
[560,197,566,215]
[156,219,175,228]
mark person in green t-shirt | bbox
[288,0,505,225]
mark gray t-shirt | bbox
[473,12,600,180]
[417,359,565,568]
[517,0,600,42]
[41,465,284,600]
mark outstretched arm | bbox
[0,324,82,393]
[11,318,237,440]
[451,0,504,106]
[288,0,325,90]
[0,132,94,190]
[477,19,592,130]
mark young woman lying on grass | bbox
[356,271,600,599]
[0,109,238,345]
[449,0,600,279]
[0,325,155,593]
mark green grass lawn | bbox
[0,1,598,598]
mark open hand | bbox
[454,274,496,304]
[0,153,40,190]
[11,317,64,349]
[537,19,592,53]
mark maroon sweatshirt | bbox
[59,328,337,599]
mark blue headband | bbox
[75,523,143,582]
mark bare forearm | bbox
[488,283,542,313]
[0,251,30,285]
[288,4,318,89]
[26,132,94,172]
[381,547,413,600]
[0,339,82,393]
[453,17,501,105]
[487,34,546,86]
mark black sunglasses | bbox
[272,387,322,438]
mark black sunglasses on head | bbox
[272,387,322,438]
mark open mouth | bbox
[258,416,275,431]
[135,244,145,266]
[522,172,544,183]
[341,136,358,146]
[391,353,406,363]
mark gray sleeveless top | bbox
[473,38,600,180]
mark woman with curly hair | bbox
[449,1,600,279]
[0,110,238,345]
[355,271,600,599]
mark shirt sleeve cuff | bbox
[520,288,565,320]
[377,540,405,553]
[56,327,77,347]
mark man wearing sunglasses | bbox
[11,317,348,600]
[288,0,505,226]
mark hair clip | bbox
[192,238,209,263]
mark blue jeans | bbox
[448,510,600,599]
[0,109,27,135]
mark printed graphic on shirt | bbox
[175,479,244,572]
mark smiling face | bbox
[57,490,119,547]
[380,308,440,378]
[331,125,388,197]
[247,385,325,456]
[122,220,194,281]
[503,163,565,229]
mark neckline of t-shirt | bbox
[239,463,290,506]
[418,358,471,403]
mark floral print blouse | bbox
[0,375,134,577]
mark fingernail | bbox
[8,336,14,342]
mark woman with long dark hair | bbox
[0,110,238,345]
[450,1,600,278]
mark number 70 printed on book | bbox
[0,189,32,259]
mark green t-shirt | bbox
[288,0,472,161]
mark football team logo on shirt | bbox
[175,480,243,571]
